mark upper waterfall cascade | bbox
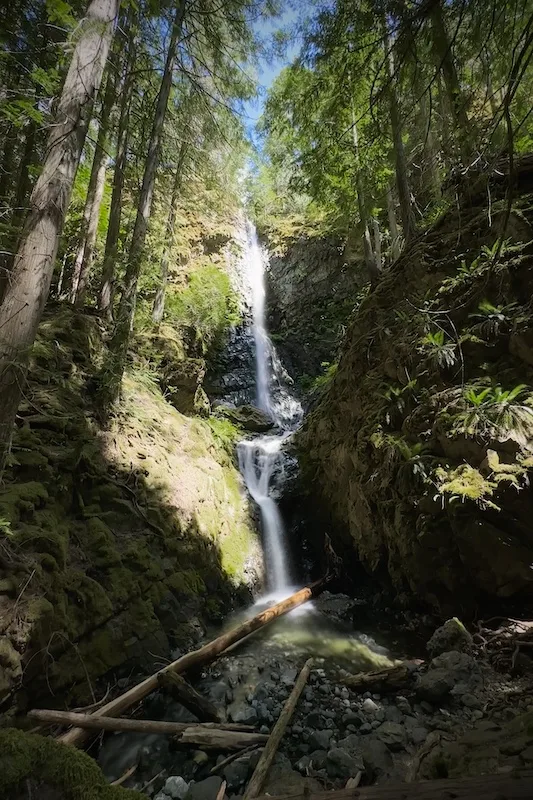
[238,221,302,596]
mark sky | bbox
[242,4,301,144]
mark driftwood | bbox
[29,709,259,741]
[253,770,533,800]
[158,671,221,722]
[59,578,327,748]
[339,663,411,692]
[243,659,312,800]
[210,745,260,776]
[216,780,227,800]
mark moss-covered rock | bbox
[0,305,260,712]
[0,728,141,799]
[298,171,533,612]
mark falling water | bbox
[238,221,302,596]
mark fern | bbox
[420,329,457,370]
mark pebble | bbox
[163,777,189,800]
[362,698,379,714]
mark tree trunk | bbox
[58,578,327,748]
[428,0,471,158]
[98,19,135,321]
[243,660,312,799]
[383,21,417,244]
[157,672,221,723]
[152,141,189,323]
[99,0,187,409]
[0,0,119,476]
[351,104,379,285]
[70,61,117,306]
[386,186,401,260]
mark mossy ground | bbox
[299,169,533,612]
[0,304,260,712]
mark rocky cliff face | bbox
[0,305,260,713]
[265,235,365,384]
[298,160,533,613]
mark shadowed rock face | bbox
[297,165,533,613]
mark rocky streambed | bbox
[95,593,533,798]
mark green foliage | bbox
[468,299,517,339]
[420,329,457,370]
[456,383,533,439]
[382,379,419,428]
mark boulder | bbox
[326,748,364,779]
[164,776,189,799]
[230,705,258,725]
[314,591,357,622]
[416,650,478,703]
[361,737,394,778]
[375,721,406,751]
[223,754,251,790]
[185,777,223,800]
[427,618,473,657]
[217,404,274,432]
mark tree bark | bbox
[339,663,411,692]
[58,578,327,748]
[386,185,401,260]
[70,61,117,306]
[428,0,471,158]
[0,0,119,476]
[243,659,312,799]
[101,1,187,407]
[152,141,189,323]
[158,671,221,723]
[351,104,379,286]
[383,20,417,244]
[98,18,136,321]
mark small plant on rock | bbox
[420,329,457,370]
[468,299,517,340]
[382,379,419,428]
[457,383,533,439]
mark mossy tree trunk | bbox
[0,0,119,476]
[70,59,118,307]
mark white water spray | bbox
[238,221,302,596]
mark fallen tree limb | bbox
[253,770,533,800]
[243,659,312,799]
[158,671,221,722]
[177,728,267,751]
[210,745,260,776]
[28,709,256,736]
[58,578,327,748]
[339,663,411,692]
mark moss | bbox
[15,522,69,569]
[0,481,49,523]
[437,464,495,502]
[167,569,206,596]
[0,728,140,799]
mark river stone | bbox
[230,705,258,725]
[427,618,473,657]
[223,755,251,789]
[416,651,477,703]
[376,722,407,751]
[309,729,333,750]
[362,698,379,714]
[326,748,364,779]
[164,777,189,800]
[461,692,482,709]
[185,777,223,800]
[362,737,394,777]
[410,727,429,745]
[308,750,328,770]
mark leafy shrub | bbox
[456,383,533,438]
[419,329,457,370]
[468,299,517,340]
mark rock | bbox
[314,591,357,622]
[461,693,482,709]
[416,650,477,702]
[326,748,364,779]
[192,751,209,766]
[154,793,170,800]
[164,777,189,800]
[281,668,298,686]
[342,712,363,727]
[362,737,394,778]
[223,755,251,789]
[307,750,328,770]
[362,698,379,714]
[427,618,473,657]
[396,696,412,714]
[359,723,372,734]
[262,763,323,796]
[306,711,325,729]
[384,706,403,723]
[230,706,258,725]
[185,777,223,800]
[217,404,274,432]
[375,722,406,751]
[309,729,333,751]
[410,727,429,745]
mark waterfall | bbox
[238,221,302,597]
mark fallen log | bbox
[339,663,411,692]
[58,578,327,748]
[243,659,312,799]
[253,770,533,800]
[29,709,256,736]
[177,728,267,751]
[158,672,221,722]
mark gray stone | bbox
[154,794,169,800]
[164,777,189,800]
[362,698,379,714]
[309,729,333,750]
[416,671,454,702]
[281,668,298,686]
[362,737,394,777]
[461,693,482,709]
[396,696,412,714]
[306,711,325,729]
[410,727,429,745]
[342,712,363,727]
[185,777,223,800]
[230,705,258,725]
[315,591,357,622]
[326,748,364,779]
[427,618,473,657]
[308,750,328,770]
[376,721,407,751]
[385,706,404,723]
[360,723,372,734]
[223,755,251,789]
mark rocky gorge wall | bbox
[265,235,366,386]
[298,159,533,613]
[0,298,261,714]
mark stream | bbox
[96,220,406,796]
